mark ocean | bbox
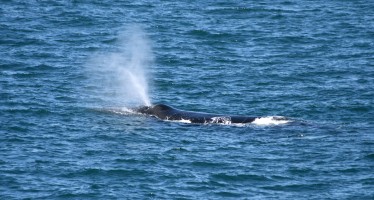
[1,0,373,199]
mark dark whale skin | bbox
[135,104,257,124]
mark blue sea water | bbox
[1,0,374,199]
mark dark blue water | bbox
[1,1,374,199]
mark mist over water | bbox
[87,25,153,107]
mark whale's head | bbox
[135,105,152,115]
[135,104,173,117]
[151,104,172,112]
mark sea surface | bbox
[1,0,374,199]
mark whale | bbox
[135,104,263,124]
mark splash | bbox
[87,25,153,107]
[252,116,291,125]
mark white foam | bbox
[97,106,137,116]
[161,116,291,126]
[121,107,136,114]
[177,119,192,124]
[165,118,192,124]
[252,116,291,126]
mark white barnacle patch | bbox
[210,117,232,125]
